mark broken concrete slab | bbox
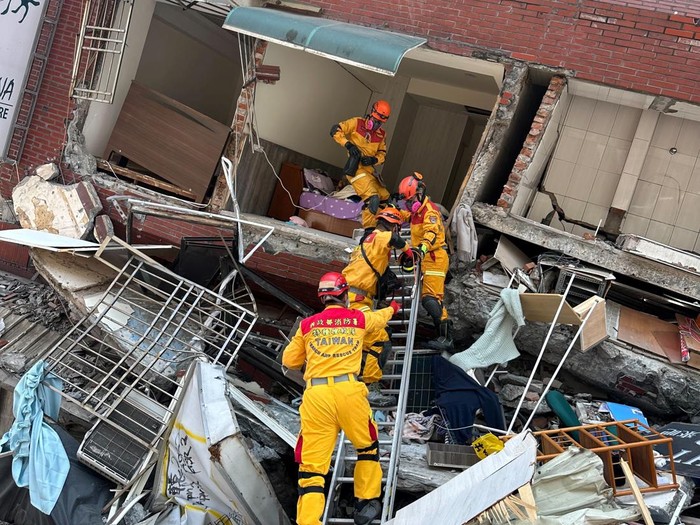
[12,176,102,239]
[30,250,115,298]
[35,163,60,181]
[470,203,700,301]
[445,272,700,418]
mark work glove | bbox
[411,244,427,260]
[345,142,361,157]
[390,300,401,315]
[398,251,415,273]
[360,155,378,166]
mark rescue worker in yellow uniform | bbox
[396,172,454,352]
[331,100,392,230]
[283,272,400,525]
[342,207,415,407]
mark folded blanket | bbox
[449,288,525,371]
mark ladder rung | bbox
[327,519,380,524]
[338,476,387,483]
[344,439,392,446]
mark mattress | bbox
[298,190,363,221]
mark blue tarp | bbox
[223,7,426,75]
[0,361,69,514]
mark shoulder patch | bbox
[429,216,437,223]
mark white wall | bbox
[255,44,372,167]
[83,0,156,157]
[528,94,700,253]
[397,105,468,202]
[622,113,700,252]
[529,95,640,236]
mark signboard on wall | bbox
[0,0,50,159]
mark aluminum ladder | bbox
[322,241,422,524]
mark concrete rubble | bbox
[12,176,102,239]
[0,181,697,524]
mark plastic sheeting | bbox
[0,423,113,525]
[523,447,641,525]
[223,7,425,76]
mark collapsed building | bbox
[0,0,699,523]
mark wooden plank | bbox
[618,306,678,360]
[572,296,608,351]
[105,82,231,203]
[619,458,654,525]
[519,293,582,325]
[96,159,197,200]
[517,483,538,522]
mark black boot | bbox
[426,320,454,353]
[354,498,382,525]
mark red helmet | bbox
[370,100,391,122]
[398,172,425,200]
[318,272,349,298]
[376,207,402,225]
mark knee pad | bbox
[365,195,380,214]
[422,296,443,325]
[298,471,326,495]
[356,440,380,462]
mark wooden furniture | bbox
[267,162,304,221]
[505,420,679,497]
[519,293,608,351]
[105,82,231,203]
[298,209,361,238]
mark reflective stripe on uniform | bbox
[307,373,357,388]
[424,270,446,277]
[347,172,368,183]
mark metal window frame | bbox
[71,0,134,104]
[38,237,258,484]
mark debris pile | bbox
[0,273,72,332]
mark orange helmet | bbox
[398,172,425,200]
[370,100,391,122]
[376,207,402,225]
[318,272,349,299]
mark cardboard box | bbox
[519,293,608,351]
[299,209,361,238]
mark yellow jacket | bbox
[342,229,410,296]
[406,198,446,252]
[332,117,387,176]
[282,304,394,380]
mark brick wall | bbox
[311,0,700,103]
[498,76,567,210]
[0,222,31,277]
[93,185,344,305]
[0,0,83,195]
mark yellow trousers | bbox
[348,293,389,384]
[295,379,381,525]
[422,248,449,321]
[346,171,391,229]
